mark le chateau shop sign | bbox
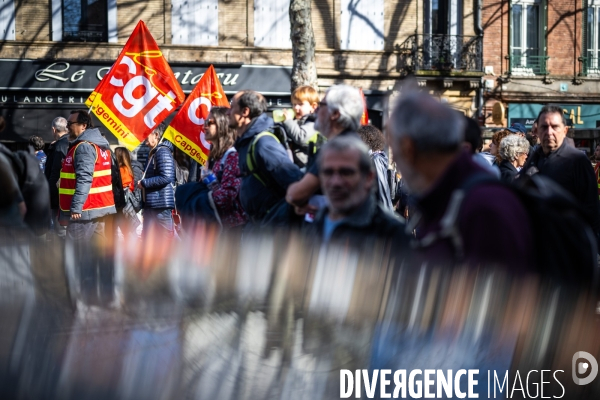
[0,59,292,105]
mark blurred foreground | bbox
[0,226,599,399]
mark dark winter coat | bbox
[523,140,600,234]
[498,159,519,183]
[235,113,303,220]
[141,140,176,210]
[308,193,410,251]
[45,134,69,209]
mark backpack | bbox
[246,131,286,192]
[129,160,144,212]
[174,160,189,186]
[246,132,303,227]
[0,144,51,235]
[413,172,598,285]
[109,150,126,209]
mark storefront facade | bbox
[0,59,295,145]
[508,103,600,129]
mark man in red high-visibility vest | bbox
[59,110,116,240]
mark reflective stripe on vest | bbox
[59,141,115,212]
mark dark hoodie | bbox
[59,128,116,221]
[235,113,303,220]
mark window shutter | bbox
[51,0,62,41]
[340,0,384,50]
[107,0,117,43]
[542,0,547,56]
[254,0,291,48]
[582,0,589,70]
[0,0,15,40]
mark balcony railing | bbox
[508,54,549,76]
[63,24,106,42]
[397,34,483,73]
[579,56,600,77]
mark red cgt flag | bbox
[163,65,229,166]
[359,88,369,126]
[85,20,185,150]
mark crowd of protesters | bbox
[2,83,600,288]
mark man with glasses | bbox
[59,110,116,235]
[310,135,408,246]
[59,110,116,306]
[286,84,364,216]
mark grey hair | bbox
[499,134,530,162]
[318,135,373,176]
[389,90,465,153]
[324,85,364,132]
[52,116,67,133]
[153,122,166,138]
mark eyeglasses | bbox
[321,167,359,178]
[206,120,216,127]
[66,121,79,127]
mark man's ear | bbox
[398,136,417,165]
[241,106,251,118]
[461,142,473,153]
[329,108,340,122]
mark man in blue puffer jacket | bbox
[139,123,176,238]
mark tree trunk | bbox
[289,0,318,92]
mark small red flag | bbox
[163,65,230,166]
[359,88,369,126]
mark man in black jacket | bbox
[310,135,409,249]
[523,104,600,236]
[45,116,69,238]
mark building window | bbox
[585,1,600,75]
[172,0,218,46]
[510,0,546,75]
[340,0,384,50]
[0,0,15,40]
[62,0,108,42]
[421,0,478,71]
[52,0,116,42]
[424,0,462,37]
[254,0,291,48]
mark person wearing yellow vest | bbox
[59,110,116,241]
